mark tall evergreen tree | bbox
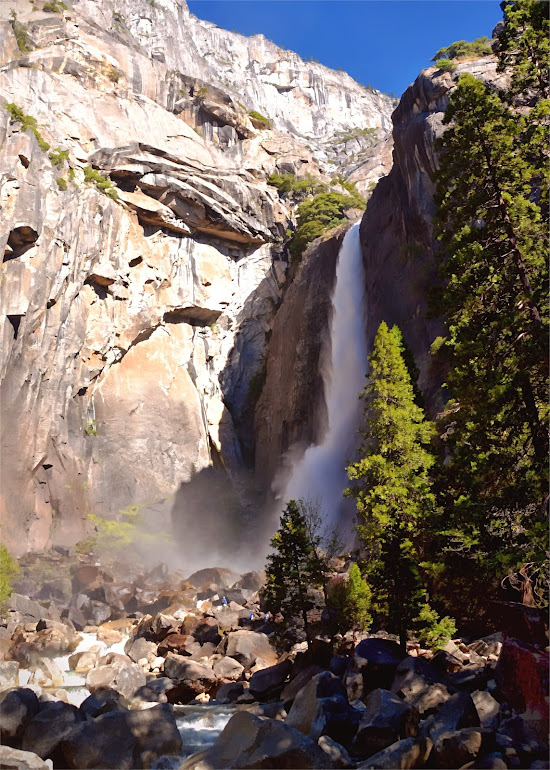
[432,71,548,574]
[263,499,327,644]
[496,0,549,100]
[346,322,436,648]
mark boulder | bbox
[9,627,81,666]
[249,660,293,701]
[472,690,501,730]
[0,661,19,688]
[281,664,323,708]
[212,657,244,682]
[0,746,50,769]
[351,688,419,758]
[28,658,63,688]
[356,736,433,769]
[223,630,278,670]
[68,647,101,674]
[6,596,48,624]
[81,600,111,626]
[494,638,549,725]
[318,735,355,768]
[432,727,484,768]
[232,572,265,592]
[185,568,240,590]
[125,637,158,664]
[191,618,220,645]
[448,664,490,692]
[133,614,181,643]
[195,710,332,768]
[391,656,451,705]
[80,689,128,719]
[21,701,83,760]
[215,682,244,704]
[163,654,217,702]
[345,638,406,700]
[60,703,182,768]
[132,678,176,704]
[468,633,503,658]
[158,634,194,657]
[409,683,451,718]
[0,688,40,744]
[422,692,480,744]
[285,671,360,746]
[86,658,146,700]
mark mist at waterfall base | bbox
[278,223,368,538]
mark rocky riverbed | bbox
[0,550,548,769]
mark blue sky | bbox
[187,1,501,97]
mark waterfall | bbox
[282,222,368,528]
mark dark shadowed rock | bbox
[352,688,419,758]
[21,701,83,760]
[191,618,221,645]
[249,659,292,701]
[356,735,433,769]
[281,664,324,708]
[0,688,40,744]
[196,710,333,768]
[494,638,549,726]
[61,703,182,769]
[133,614,181,643]
[472,690,501,731]
[80,688,128,719]
[163,654,217,703]
[432,727,484,768]
[185,568,240,591]
[285,671,361,747]
[318,735,355,768]
[132,678,177,704]
[421,692,480,745]
[215,682,244,704]
[346,638,406,701]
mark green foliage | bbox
[346,322,436,647]
[0,545,19,610]
[107,65,120,83]
[263,499,328,644]
[432,36,493,62]
[496,0,549,99]
[436,58,457,73]
[194,85,209,99]
[267,172,327,200]
[329,563,372,636]
[49,149,69,167]
[415,604,457,650]
[333,127,378,145]
[56,177,67,190]
[83,166,119,200]
[84,418,97,435]
[4,103,49,151]
[248,110,272,129]
[289,187,366,260]
[43,1,66,11]
[9,10,32,52]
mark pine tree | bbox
[346,322,436,649]
[263,499,327,644]
[329,562,372,639]
[496,0,549,100]
[432,71,548,572]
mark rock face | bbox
[359,57,508,418]
[0,0,393,555]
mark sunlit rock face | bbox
[0,0,394,554]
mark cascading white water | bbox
[282,222,367,528]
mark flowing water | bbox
[282,222,368,528]
[174,704,235,757]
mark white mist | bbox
[282,222,368,527]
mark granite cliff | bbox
[0,0,394,554]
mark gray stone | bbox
[472,690,501,730]
[86,658,146,700]
[60,703,182,769]
[433,727,484,768]
[0,661,20,688]
[212,657,244,682]
[356,736,433,769]
[124,637,158,664]
[0,688,40,742]
[0,746,50,769]
[223,630,278,670]
[352,688,419,758]
[249,659,292,700]
[318,735,355,768]
[163,653,217,702]
[21,701,83,760]
[422,692,480,744]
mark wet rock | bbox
[212,657,244,682]
[79,688,128,719]
[61,703,182,769]
[285,670,360,747]
[194,710,332,768]
[21,701,83,760]
[249,659,292,701]
[163,654,217,702]
[352,688,419,758]
[356,735,432,769]
[0,745,50,769]
[0,688,40,744]
[215,682,244,704]
[222,630,278,670]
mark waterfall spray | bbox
[282,223,368,528]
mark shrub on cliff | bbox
[432,36,492,62]
[0,546,19,610]
[267,173,326,200]
[4,103,49,152]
